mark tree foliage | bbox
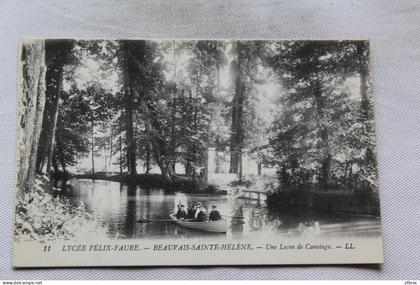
[266,41,377,192]
[23,39,377,193]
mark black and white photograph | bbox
[13,39,383,266]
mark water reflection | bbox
[67,178,381,240]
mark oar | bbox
[222,215,245,219]
[137,219,174,223]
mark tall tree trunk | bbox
[191,102,198,181]
[45,73,62,176]
[140,98,176,183]
[36,64,64,176]
[215,136,221,173]
[356,42,371,122]
[170,94,177,172]
[36,111,49,173]
[154,157,175,183]
[360,66,370,121]
[122,39,178,184]
[27,58,46,189]
[145,145,151,175]
[103,124,108,173]
[125,84,137,175]
[257,162,262,176]
[91,120,95,174]
[230,43,245,173]
[359,58,377,185]
[108,129,113,168]
[215,59,222,98]
[148,130,175,183]
[35,40,74,175]
[104,144,107,173]
[59,155,66,173]
[313,80,331,189]
[52,158,59,174]
[185,162,192,176]
[119,133,123,175]
[169,42,179,172]
[214,42,223,155]
[214,44,223,172]
[144,121,151,174]
[348,162,353,188]
[17,40,46,191]
[55,120,67,173]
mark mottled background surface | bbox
[1,0,420,279]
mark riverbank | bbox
[267,188,381,217]
[73,172,227,194]
[15,175,106,241]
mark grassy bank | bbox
[73,172,227,194]
[267,188,381,217]
[15,175,106,241]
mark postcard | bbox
[13,39,383,267]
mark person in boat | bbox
[187,204,197,219]
[195,206,208,222]
[176,205,187,220]
[209,205,222,221]
[194,202,202,219]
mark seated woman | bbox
[195,206,208,222]
[186,204,197,219]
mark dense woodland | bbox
[16,39,380,239]
[17,39,378,207]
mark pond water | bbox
[66,178,381,240]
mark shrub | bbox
[14,176,107,241]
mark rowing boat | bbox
[169,213,227,233]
